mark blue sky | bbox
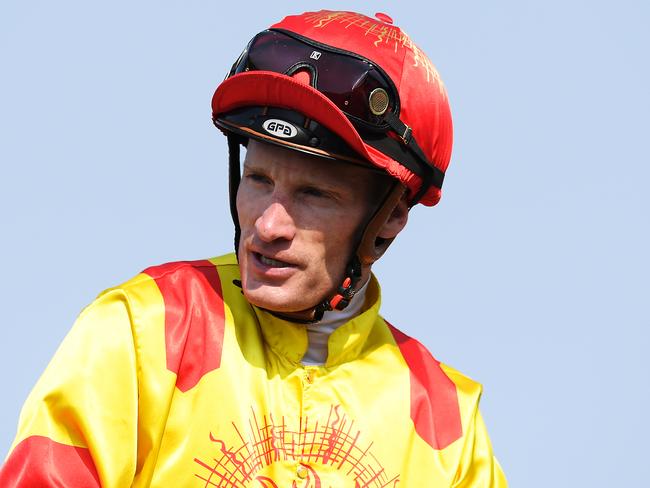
[1,1,648,486]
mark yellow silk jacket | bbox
[2,254,507,487]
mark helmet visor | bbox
[230,29,399,130]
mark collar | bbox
[252,275,382,367]
[302,279,370,366]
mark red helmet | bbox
[212,10,453,207]
[212,10,453,319]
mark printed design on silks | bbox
[193,405,400,487]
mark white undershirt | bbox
[301,280,370,366]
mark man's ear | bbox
[377,191,409,239]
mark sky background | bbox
[1,1,648,486]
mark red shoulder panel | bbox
[143,260,225,392]
[387,322,463,450]
[0,435,100,486]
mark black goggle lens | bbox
[231,30,397,127]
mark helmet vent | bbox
[369,88,389,116]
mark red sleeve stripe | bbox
[0,435,100,487]
[144,260,226,393]
[387,322,463,450]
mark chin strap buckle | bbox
[313,257,362,321]
[328,276,356,310]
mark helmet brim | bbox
[212,71,440,206]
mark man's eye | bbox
[246,173,271,185]
[302,187,327,198]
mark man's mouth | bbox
[255,252,293,268]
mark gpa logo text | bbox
[262,119,298,139]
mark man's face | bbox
[236,140,379,315]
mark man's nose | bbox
[255,201,296,242]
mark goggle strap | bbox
[383,111,444,203]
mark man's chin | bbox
[242,284,318,315]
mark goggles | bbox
[229,29,400,132]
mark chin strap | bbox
[307,181,404,322]
[311,256,363,322]
[228,134,243,255]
